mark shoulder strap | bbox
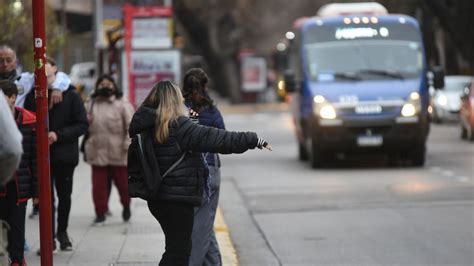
[162,153,186,178]
[140,131,185,178]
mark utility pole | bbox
[61,0,69,71]
[32,0,54,265]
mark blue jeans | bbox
[189,166,222,266]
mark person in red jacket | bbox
[0,80,38,266]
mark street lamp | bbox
[285,31,295,40]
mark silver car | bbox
[431,76,473,123]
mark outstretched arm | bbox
[177,117,258,154]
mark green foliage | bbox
[0,0,63,71]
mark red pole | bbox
[32,0,54,265]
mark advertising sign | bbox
[241,57,267,92]
[132,17,173,49]
[123,4,180,107]
[130,50,181,107]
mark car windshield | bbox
[444,80,471,91]
[305,40,423,82]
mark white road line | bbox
[441,170,455,177]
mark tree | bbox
[0,0,63,71]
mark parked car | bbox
[69,62,96,100]
[431,76,473,123]
[460,81,474,141]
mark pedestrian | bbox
[128,80,272,265]
[182,68,225,265]
[0,45,70,108]
[0,80,38,266]
[24,57,88,253]
[0,89,22,185]
[83,74,134,225]
[0,45,71,220]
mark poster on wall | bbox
[241,56,267,92]
[129,50,181,107]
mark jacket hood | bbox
[129,106,157,137]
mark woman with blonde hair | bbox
[128,80,271,265]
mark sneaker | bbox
[57,231,73,251]
[93,215,106,226]
[105,210,113,217]
[36,240,58,256]
[122,206,131,222]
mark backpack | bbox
[127,131,185,201]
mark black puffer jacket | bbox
[24,86,88,166]
[0,108,38,203]
[129,107,258,205]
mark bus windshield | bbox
[303,22,424,82]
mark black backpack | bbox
[127,131,185,201]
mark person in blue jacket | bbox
[182,68,226,266]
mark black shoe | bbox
[29,208,39,220]
[57,231,73,251]
[36,240,58,256]
[122,206,131,222]
[93,215,106,226]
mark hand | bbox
[188,108,199,124]
[188,108,199,118]
[50,89,63,108]
[48,132,58,145]
[257,138,272,151]
[33,198,39,204]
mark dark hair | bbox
[91,74,123,99]
[0,80,18,97]
[182,68,213,111]
[45,56,59,75]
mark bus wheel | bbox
[460,125,467,140]
[298,143,309,161]
[309,137,326,168]
[411,143,426,167]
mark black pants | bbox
[0,181,27,263]
[147,200,194,266]
[51,164,75,235]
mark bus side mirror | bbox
[431,66,445,90]
[284,70,297,93]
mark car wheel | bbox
[298,143,308,161]
[411,142,426,167]
[461,125,467,139]
[469,126,474,142]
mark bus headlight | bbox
[320,105,337,119]
[401,103,416,117]
[313,95,337,119]
[401,92,421,117]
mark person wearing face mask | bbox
[24,57,88,254]
[83,74,135,225]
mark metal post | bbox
[32,0,54,265]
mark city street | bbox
[22,105,473,265]
[219,106,474,265]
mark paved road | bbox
[219,110,474,266]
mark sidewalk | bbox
[24,156,237,265]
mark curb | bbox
[215,207,239,266]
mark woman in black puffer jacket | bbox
[128,80,271,266]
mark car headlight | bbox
[401,92,421,117]
[437,94,448,106]
[313,95,337,119]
